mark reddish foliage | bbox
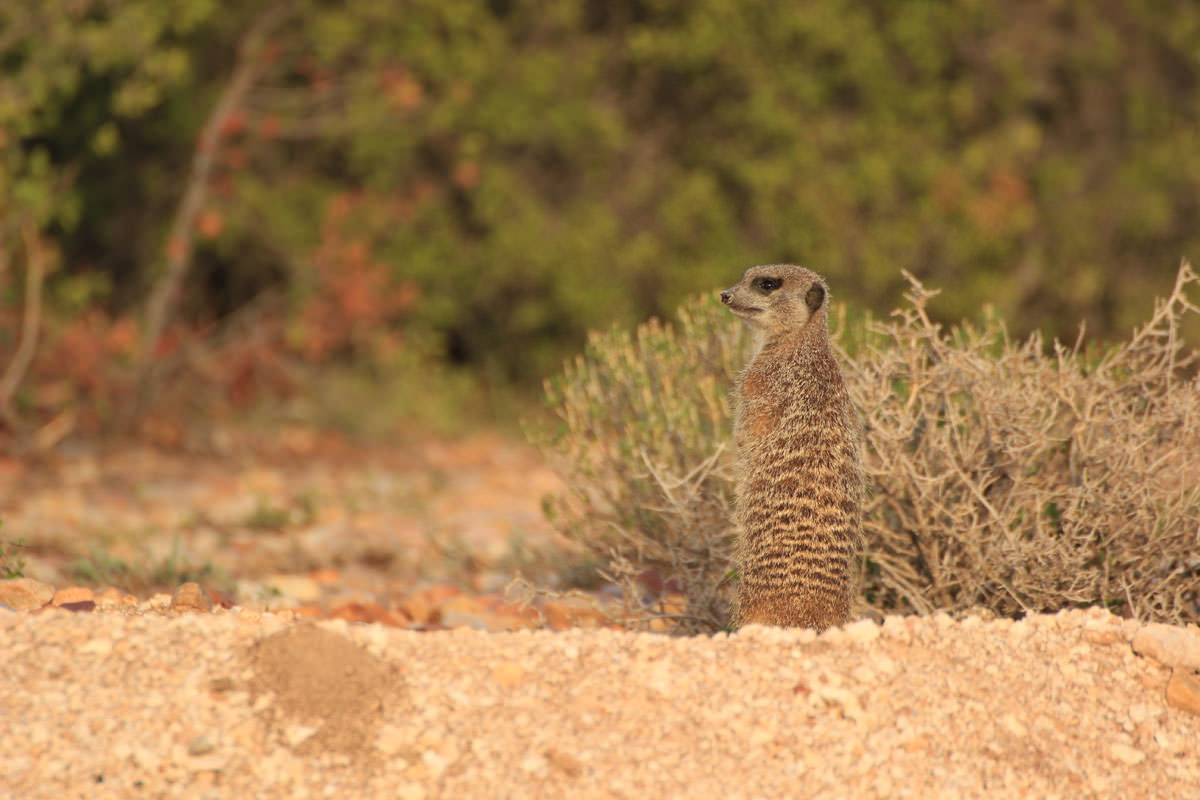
[196,209,224,239]
[296,192,421,362]
[379,66,424,111]
[258,114,282,140]
[219,110,246,139]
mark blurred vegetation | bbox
[1,0,1198,436]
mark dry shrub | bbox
[854,263,1200,623]
[537,261,1200,632]
[536,302,746,632]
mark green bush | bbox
[5,0,1200,385]
[535,298,749,631]
[537,261,1200,632]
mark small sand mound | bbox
[250,623,398,756]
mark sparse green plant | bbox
[242,500,293,531]
[294,489,321,526]
[536,261,1200,632]
[71,536,230,595]
[151,534,226,590]
[0,522,27,579]
[71,543,132,587]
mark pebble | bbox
[491,661,526,688]
[262,574,323,605]
[999,713,1028,737]
[1131,623,1200,670]
[843,618,880,644]
[146,593,172,611]
[94,587,134,608]
[1109,743,1146,766]
[51,586,93,607]
[1165,669,1200,716]
[171,582,212,613]
[1127,703,1160,724]
[188,736,216,756]
[396,784,426,800]
[79,638,113,656]
[881,615,912,644]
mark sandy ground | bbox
[3,604,1198,799]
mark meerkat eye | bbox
[757,278,782,293]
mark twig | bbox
[130,4,289,425]
[0,222,47,434]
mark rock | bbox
[421,749,448,778]
[542,599,606,630]
[544,746,583,777]
[51,585,93,607]
[262,574,322,605]
[376,723,410,756]
[441,609,491,630]
[398,593,436,624]
[491,661,526,688]
[441,595,502,629]
[1165,669,1200,717]
[1127,703,1161,725]
[94,587,127,608]
[0,578,55,611]
[59,600,96,613]
[881,615,912,644]
[236,607,262,623]
[1109,743,1146,766]
[308,567,340,586]
[171,582,212,613]
[187,737,215,756]
[80,638,112,656]
[283,723,318,747]
[999,713,1028,737]
[1082,628,1121,645]
[843,618,880,644]
[1155,730,1187,755]
[1131,623,1200,670]
[396,783,426,800]
[146,593,173,611]
[328,601,376,624]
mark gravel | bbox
[2,605,1198,799]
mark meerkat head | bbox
[720,264,827,333]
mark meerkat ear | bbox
[805,284,825,313]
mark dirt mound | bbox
[250,623,398,756]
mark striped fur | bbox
[722,265,864,630]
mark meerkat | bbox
[720,265,863,630]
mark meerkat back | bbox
[720,264,863,630]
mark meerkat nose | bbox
[720,290,733,304]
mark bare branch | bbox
[130,4,290,423]
[0,222,47,435]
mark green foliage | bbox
[538,263,1200,632]
[533,295,749,630]
[3,0,1199,391]
[0,520,26,579]
[70,536,228,595]
[242,500,292,531]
